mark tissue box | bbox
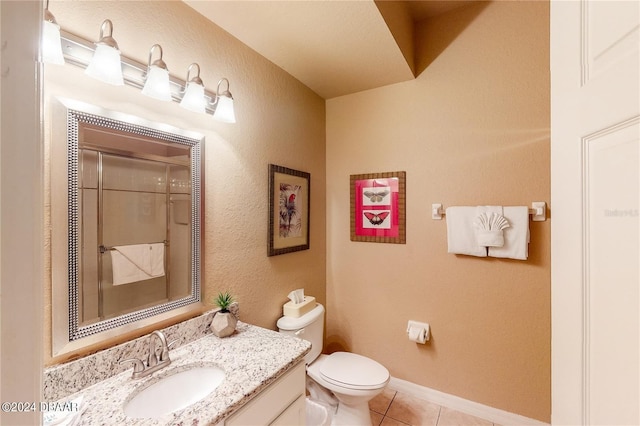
[283,296,316,318]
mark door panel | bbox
[585,121,639,424]
[552,0,639,424]
[585,1,639,83]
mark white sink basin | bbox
[124,365,225,418]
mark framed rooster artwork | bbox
[268,164,311,256]
[350,171,406,244]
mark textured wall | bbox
[43,1,551,421]
[44,0,325,364]
[326,1,550,422]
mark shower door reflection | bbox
[79,148,192,324]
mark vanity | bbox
[43,317,310,425]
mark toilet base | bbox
[307,374,377,426]
[307,375,338,408]
[331,401,371,426]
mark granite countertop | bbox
[60,322,310,425]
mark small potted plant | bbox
[210,291,237,338]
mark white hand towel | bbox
[111,243,165,285]
[488,206,530,260]
[147,243,165,277]
[111,249,147,286]
[446,206,487,257]
[476,205,503,216]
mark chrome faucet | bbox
[148,330,170,367]
[120,330,176,379]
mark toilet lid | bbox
[320,352,389,390]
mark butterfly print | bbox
[363,211,390,225]
[363,190,390,203]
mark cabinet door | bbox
[270,395,305,426]
[225,362,305,425]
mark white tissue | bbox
[288,288,305,304]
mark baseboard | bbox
[387,377,549,426]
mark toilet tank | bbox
[277,303,324,365]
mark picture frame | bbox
[268,164,311,256]
[350,171,406,244]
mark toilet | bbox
[277,303,389,426]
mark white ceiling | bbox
[184,1,474,99]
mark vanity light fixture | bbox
[141,44,172,101]
[42,0,65,65]
[85,19,124,86]
[48,13,237,123]
[212,78,236,124]
[179,63,207,113]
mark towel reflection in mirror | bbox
[111,243,166,286]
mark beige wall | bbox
[42,0,551,421]
[326,1,550,422]
[44,0,326,364]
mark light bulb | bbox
[213,95,236,123]
[180,82,206,113]
[142,66,171,101]
[42,20,65,65]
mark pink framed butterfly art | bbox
[350,171,406,244]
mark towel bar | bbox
[431,202,546,221]
[99,240,169,254]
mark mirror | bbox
[51,98,203,356]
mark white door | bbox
[551,1,639,425]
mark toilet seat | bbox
[319,352,389,390]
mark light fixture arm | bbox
[216,78,233,101]
[147,44,168,71]
[96,19,119,51]
[186,63,203,86]
[44,0,58,25]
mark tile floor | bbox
[369,389,499,426]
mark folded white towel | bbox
[111,243,165,285]
[446,206,487,257]
[474,212,510,247]
[488,206,530,260]
[476,205,503,216]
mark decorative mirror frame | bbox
[51,98,204,357]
